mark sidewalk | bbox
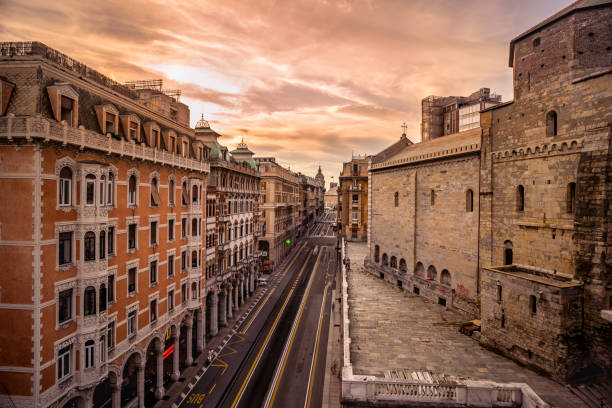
[322,256,342,408]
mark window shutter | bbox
[182,186,189,205]
[151,183,161,206]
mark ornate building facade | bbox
[338,155,370,241]
[0,42,211,407]
[367,0,611,384]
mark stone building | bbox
[195,124,260,344]
[255,157,300,267]
[315,165,326,215]
[338,155,370,241]
[325,182,338,209]
[298,173,318,235]
[0,42,211,407]
[367,0,611,384]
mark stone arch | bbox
[427,265,437,281]
[382,253,388,266]
[399,258,407,273]
[504,240,513,265]
[546,110,557,137]
[414,262,424,277]
[390,256,397,269]
[441,269,451,286]
[374,245,380,263]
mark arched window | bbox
[169,179,175,205]
[414,262,424,277]
[191,250,198,268]
[192,185,198,203]
[100,175,106,205]
[374,245,380,263]
[84,286,96,316]
[382,253,388,266]
[516,185,525,212]
[128,175,137,206]
[99,231,106,259]
[441,269,451,286]
[192,218,198,237]
[182,181,188,205]
[546,111,557,137]
[466,189,474,212]
[99,283,107,312]
[427,265,437,281]
[59,167,72,206]
[399,259,407,273]
[504,240,513,265]
[85,340,95,369]
[390,256,397,269]
[394,192,399,207]
[85,174,96,205]
[567,182,576,214]
[84,231,96,261]
[191,282,198,300]
[107,173,114,205]
[150,178,160,207]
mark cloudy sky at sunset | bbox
[2,0,573,184]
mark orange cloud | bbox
[1,0,575,183]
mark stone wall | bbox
[369,154,481,308]
[480,267,584,382]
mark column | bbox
[227,287,233,318]
[110,376,121,408]
[137,364,145,408]
[83,393,93,408]
[154,341,165,400]
[234,282,239,309]
[196,308,204,353]
[240,279,245,304]
[210,293,219,336]
[186,315,193,366]
[171,333,180,381]
[218,291,227,327]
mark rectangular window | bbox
[496,284,502,303]
[107,226,114,255]
[86,178,95,205]
[129,122,138,141]
[150,221,157,246]
[150,299,157,323]
[168,255,175,278]
[169,136,175,153]
[58,232,72,265]
[107,322,115,350]
[85,341,95,369]
[530,295,537,314]
[105,112,115,134]
[168,289,174,311]
[168,219,174,241]
[127,310,137,336]
[181,251,186,271]
[108,275,115,303]
[182,218,187,238]
[150,261,157,285]
[58,289,73,324]
[60,96,74,125]
[181,283,187,304]
[57,345,71,381]
[59,177,71,206]
[128,224,137,250]
[151,129,158,148]
[128,267,137,294]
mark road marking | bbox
[230,249,313,408]
[263,247,324,408]
[240,243,306,334]
[305,281,328,408]
[209,383,216,394]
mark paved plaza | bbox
[345,242,584,408]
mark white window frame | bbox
[59,171,72,206]
[127,306,138,337]
[84,340,95,369]
[85,175,96,206]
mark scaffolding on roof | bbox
[124,79,182,102]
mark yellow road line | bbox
[230,249,313,408]
[209,383,216,394]
[210,332,246,375]
[266,247,324,408]
[305,282,328,408]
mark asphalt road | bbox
[179,212,338,408]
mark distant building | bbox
[325,182,338,209]
[338,155,370,241]
[421,87,501,141]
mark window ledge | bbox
[58,263,73,271]
[151,282,158,288]
[128,334,137,342]
[128,292,136,298]
[128,248,137,254]
[58,320,73,329]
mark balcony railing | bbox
[0,116,210,174]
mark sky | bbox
[1,0,574,187]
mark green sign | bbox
[286,239,291,244]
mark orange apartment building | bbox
[0,42,211,408]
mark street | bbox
[178,210,338,408]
